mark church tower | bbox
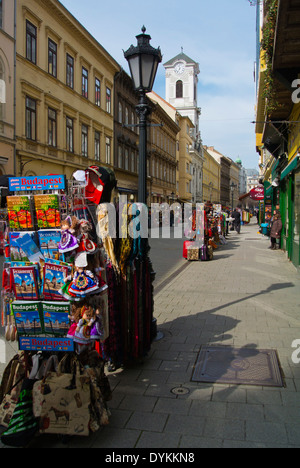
[164,49,201,143]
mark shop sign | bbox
[19,336,74,352]
[249,186,264,201]
[9,175,66,192]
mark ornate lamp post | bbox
[230,182,237,210]
[124,27,162,205]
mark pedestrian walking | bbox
[231,208,241,234]
[269,211,282,250]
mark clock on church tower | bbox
[163,50,200,135]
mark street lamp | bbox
[124,26,162,205]
[230,182,236,210]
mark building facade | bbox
[255,0,300,271]
[236,159,247,195]
[204,146,231,207]
[228,158,241,208]
[114,69,139,201]
[202,146,221,204]
[147,91,194,203]
[0,0,16,176]
[164,51,204,203]
[148,96,178,205]
[15,0,120,178]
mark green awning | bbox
[266,185,273,195]
[280,157,299,180]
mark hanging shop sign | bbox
[249,185,264,201]
[9,175,66,192]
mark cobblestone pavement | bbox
[2,220,300,448]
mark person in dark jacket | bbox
[269,211,282,249]
[231,209,241,234]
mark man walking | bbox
[232,208,241,234]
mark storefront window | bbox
[294,172,300,245]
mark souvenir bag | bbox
[187,245,199,261]
[0,378,39,447]
[200,244,208,261]
[37,358,91,436]
[207,245,214,260]
[183,241,195,259]
[84,367,109,432]
[0,351,27,428]
[31,355,59,418]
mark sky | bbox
[60,0,258,170]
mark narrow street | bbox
[14,218,300,449]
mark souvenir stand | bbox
[0,172,112,447]
[82,166,155,370]
[242,211,251,225]
[183,203,213,261]
[183,203,228,261]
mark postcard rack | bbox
[1,174,108,354]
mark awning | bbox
[239,192,250,201]
[266,185,273,196]
[280,156,299,180]
[262,122,287,158]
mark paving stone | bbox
[246,421,288,446]
[126,411,168,432]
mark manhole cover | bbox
[191,346,283,387]
[171,387,190,395]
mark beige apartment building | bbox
[0,0,16,176]
[202,146,221,204]
[147,91,193,203]
[15,0,120,178]
[228,158,241,209]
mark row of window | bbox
[116,144,176,184]
[25,93,178,183]
[26,19,112,113]
[152,126,176,157]
[118,101,176,158]
[25,96,111,163]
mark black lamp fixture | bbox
[124,26,162,94]
[124,27,162,205]
[230,182,237,210]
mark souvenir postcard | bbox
[15,233,44,263]
[38,229,64,261]
[11,300,43,336]
[41,301,70,336]
[34,194,61,229]
[7,196,33,230]
[43,262,69,301]
[10,265,40,301]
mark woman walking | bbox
[269,211,282,250]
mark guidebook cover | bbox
[43,262,69,301]
[15,233,44,263]
[38,229,64,261]
[34,194,61,228]
[7,196,34,230]
[42,301,70,336]
[11,300,43,336]
[10,265,40,300]
[9,231,37,262]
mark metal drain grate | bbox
[191,346,283,387]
